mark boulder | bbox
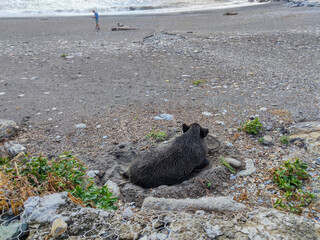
[0,222,28,240]
[0,119,19,140]
[289,121,320,155]
[21,192,69,224]
[141,196,246,212]
[4,141,27,157]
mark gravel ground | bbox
[0,2,320,219]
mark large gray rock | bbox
[289,121,320,155]
[3,141,27,157]
[21,192,69,224]
[0,222,28,240]
[141,196,246,212]
[0,119,19,140]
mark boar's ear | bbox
[182,123,190,133]
[200,127,209,138]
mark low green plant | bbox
[0,153,117,213]
[280,135,290,145]
[61,54,68,58]
[206,182,212,189]
[219,156,236,174]
[272,158,315,214]
[239,118,263,135]
[259,137,264,144]
[146,129,167,141]
[192,80,204,86]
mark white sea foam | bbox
[0,0,262,17]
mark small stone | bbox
[238,158,256,176]
[156,233,167,240]
[87,170,96,178]
[215,121,225,126]
[205,225,223,238]
[154,113,174,121]
[122,207,134,219]
[315,158,320,165]
[48,118,53,121]
[44,92,50,95]
[30,76,38,81]
[49,218,67,237]
[225,142,234,148]
[105,180,121,198]
[18,94,24,97]
[260,107,268,112]
[202,112,213,117]
[96,125,101,128]
[266,126,273,131]
[56,135,61,139]
[195,210,205,216]
[262,135,274,145]
[0,92,6,95]
[224,157,242,168]
[75,123,86,129]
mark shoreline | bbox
[0,1,266,19]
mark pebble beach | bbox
[1,2,320,239]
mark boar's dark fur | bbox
[124,123,209,188]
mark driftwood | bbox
[112,23,138,31]
[223,12,238,15]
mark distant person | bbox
[92,10,100,30]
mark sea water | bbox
[0,0,259,17]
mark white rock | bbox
[259,107,268,112]
[206,225,223,238]
[87,170,96,178]
[238,159,256,176]
[75,123,86,129]
[215,121,225,126]
[202,112,213,117]
[105,180,121,198]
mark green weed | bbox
[239,118,263,135]
[219,156,236,174]
[192,80,204,86]
[0,153,118,213]
[280,135,289,145]
[146,129,167,141]
[272,158,315,214]
[61,54,68,58]
[259,137,264,144]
